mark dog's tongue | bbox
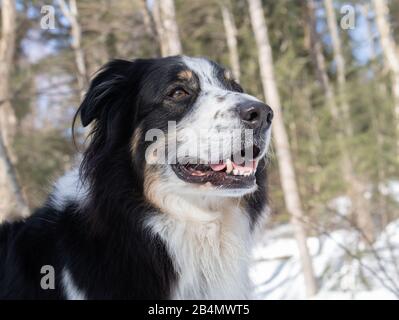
[210,163,227,171]
[209,160,257,172]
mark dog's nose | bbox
[237,101,273,129]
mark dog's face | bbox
[79,56,273,198]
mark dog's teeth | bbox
[226,159,233,174]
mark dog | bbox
[0,56,273,299]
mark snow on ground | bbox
[251,219,399,300]
[381,180,399,203]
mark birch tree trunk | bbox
[248,0,317,297]
[152,0,168,57]
[57,0,89,99]
[324,0,353,136]
[361,3,388,225]
[139,0,162,56]
[372,0,399,157]
[220,0,240,81]
[152,0,182,56]
[0,0,17,148]
[0,135,29,222]
[0,0,30,222]
[307,0,375,243]
[360,4,377,60]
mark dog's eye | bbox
[169,88,189,100]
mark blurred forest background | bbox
[1,0,399,299]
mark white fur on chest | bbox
[145,195,253,300]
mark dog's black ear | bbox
[79,59,133,127]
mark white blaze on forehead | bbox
[182,56,223,89]
[181,56,261,103]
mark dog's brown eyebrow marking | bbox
[130,126,142,155]
[177,70,193,80]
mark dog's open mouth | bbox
[171,147,261,188]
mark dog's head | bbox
[78,56,273,199]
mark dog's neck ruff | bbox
[144,182,253,299]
